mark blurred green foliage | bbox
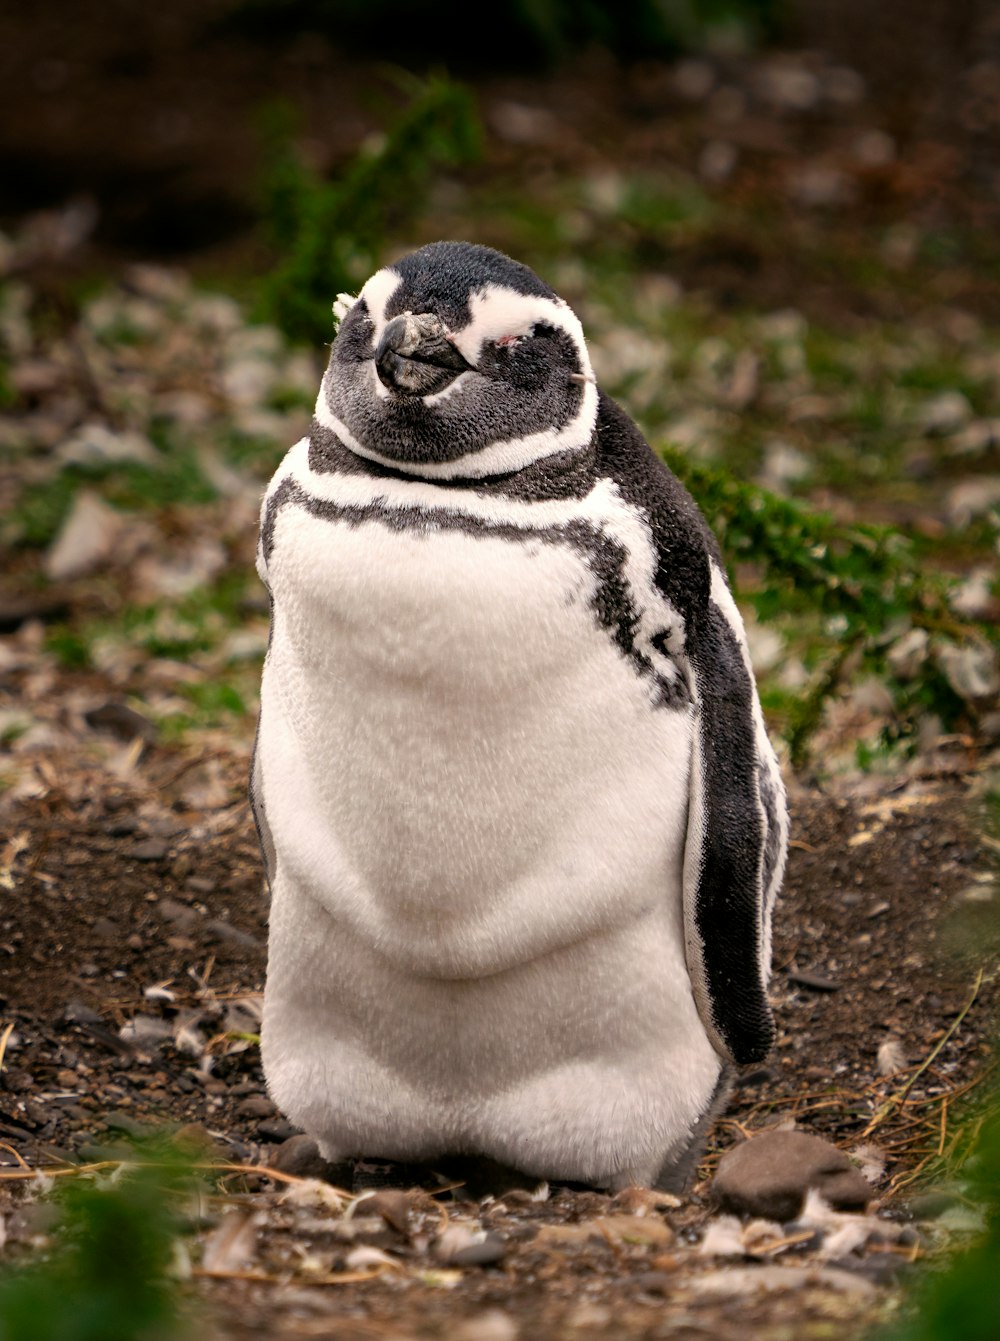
[876,786,1000,1341]
[0,1153,192,1341]
[878,1111,1000,1341]
[257,75,481,344]
[660,446,988,765]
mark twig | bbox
[0,1142,29,1170]
[0,1158,349,1194]
[862,968,984,1139]
[0,1021,15,1073]
[192,1267,388,1286]
[938,1098,949,1158]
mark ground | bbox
[0,701,995,1337]
[1,3,1000,1336]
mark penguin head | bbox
[316,241,598,479]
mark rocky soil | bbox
[0,696,995,1337]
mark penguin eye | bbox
[494,333,526,349]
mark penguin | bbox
[251,240,788,1191]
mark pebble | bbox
[436,1225,507,1267]
[268,1134,333,1179]
[43,490,125,582]
[258,1118,300,1143]
[919,390,971,436]
[450,1233,507,1267]
[204,919,261,949]
[354,1189,411,1237]
[127,839,169,863]
[234,1094,275,1120]
[103,1111,153,1138]
[713,1131,872,1221]
[454,1310,519,1341]
[788,969,841,992]
[84,701,157,743]
[937,642,1000,702]
[155,898,198,930]
[908,1189,963,1220]
[634,1270,673,1296]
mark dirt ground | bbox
[1,2,999,1335]
[0,706,995,1338]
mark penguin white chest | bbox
[260,502,694,978]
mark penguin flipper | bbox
[594,391,785,1067]
[682,577,785,1066]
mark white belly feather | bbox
[258,493,722,1182]
[261,507,693,975]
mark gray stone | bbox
[713,1131,872,1221]
[450,1232,507,1267]
[268,1133,330,1179]
[234,1094,275,1120]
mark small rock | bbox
[937,642,1000,702]
[758,440,810,493]
[58,423,159,469]
[887,628,930,681]
[450,1233,507,1267]
[536,1215,673,1248]
[154,898,198,930]
[266,1134,334,1179]
[44,490,125,582]
[633,1271,673,1296]
[756,63,821,111]
[673,59,715,100]
[258,1118,301,1144]
[788,969,840,992]
[64,1000,104,1026]
[103,1112,153,1138]
[852,129,896,167]
[823,66,866,105]
[787,164,854,209]
[343,1245,398,1270]
[908,1189,963,1220]
[698,140,738,184]
[829,1252,913,1285]
[488,101,559,145]
[435,1225,506,1267]
[354,1189,411,1237]
[691,1263,876,1299]
[234,1095,275,1120]
[127,839,169,862]
[950,568,997,620]
[946,475,1000,525]
[454,1310,519,1341]
[84,701,157,742]
[919,391,971,436]
[204,919,261,950]
[713,1131,872,1221]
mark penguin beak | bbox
[375,312,473,397]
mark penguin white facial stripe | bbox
[359,267,404,339]
[315,380,598,480]
[452,286,594,374]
